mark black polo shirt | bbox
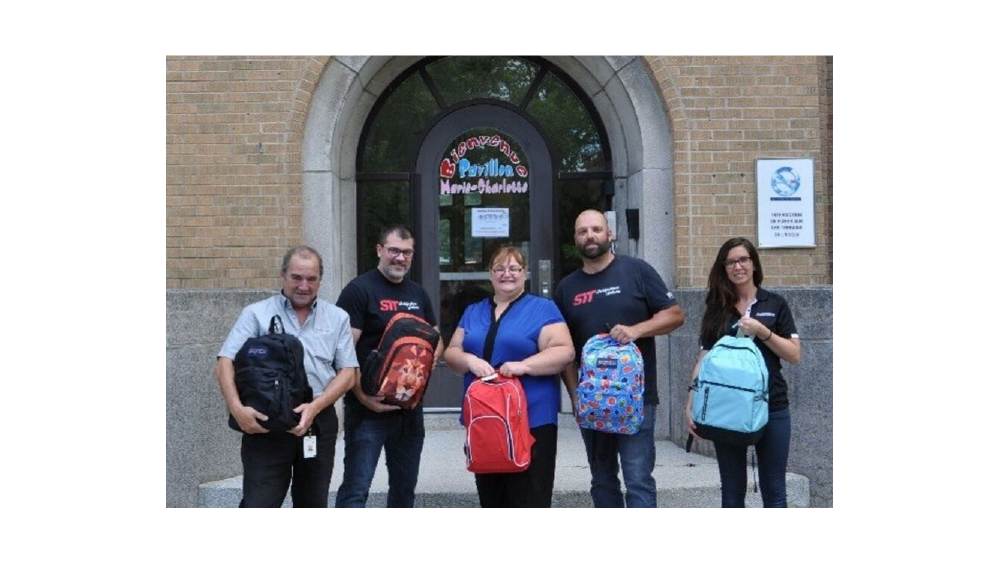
[700,288,799,412]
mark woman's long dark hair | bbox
[699,237,764,346]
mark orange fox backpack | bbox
[360,312,440,409]
[462,374,534,473]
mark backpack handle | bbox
[733,298,758,338]
[481,370,516,383]
[600,324,638,346]
[269,315,286,335]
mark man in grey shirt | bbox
[216,246,358,507]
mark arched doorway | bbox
[355,57,613,409]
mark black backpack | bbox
[228,315,313,433]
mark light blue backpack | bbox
[691,333,769,445]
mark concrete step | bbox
[200,413,809,507]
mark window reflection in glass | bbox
[526,72,606,172]
[462,208,482,265]
[362,75,439,173]
[439,219,451,265]
[425,57,540,106]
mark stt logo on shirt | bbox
[572,286,622,306]
[380,299,422,312]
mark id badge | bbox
[303,435,317,459]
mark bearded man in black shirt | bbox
[554,210,684,508]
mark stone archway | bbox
[300,56,677,296]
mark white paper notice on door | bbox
[471,208,510,238]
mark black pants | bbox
[714,407,791,508]
[474,423,557,508]
[239,407,338,508]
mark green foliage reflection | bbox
[527,72,606,172]
[425,57,539,105]
[362,75,439,173]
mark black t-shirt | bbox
[554,255,679,405]
[335,269,437,414]
[699,287,798,412]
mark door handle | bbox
[538,259,551,298]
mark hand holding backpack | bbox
[690,330,769,446]
[229,315,313,433]
[361,312,440,409]
[462,373,534,473]
[576,333,645,435]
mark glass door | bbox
[438,127,532,348]
[415,104,553,410]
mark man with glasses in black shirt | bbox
[334,225,443,508]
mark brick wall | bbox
[645,56,832,288]
[166,56,323,289]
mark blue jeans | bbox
[580,407,657,508]
[714,407,791,508]
[334,403,425,508]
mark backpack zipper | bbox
[700,379,758,393]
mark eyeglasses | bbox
[724,256,752,269]
[491,265,524,275]
[384,247,414,258]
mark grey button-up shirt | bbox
[219,293,359,397]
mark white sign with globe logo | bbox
[757,159,815,248]
[771,166,800,196]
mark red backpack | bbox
[361,312,440,409]
[462,375,534,473]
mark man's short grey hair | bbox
[378,225,413,246]
[281,245,323,277]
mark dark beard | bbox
[579,239,611,259]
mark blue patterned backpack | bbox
[576,334,645,435]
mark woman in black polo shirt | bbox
[685,237,801,507]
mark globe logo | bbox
[771,166,800,196]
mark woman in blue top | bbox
[444,245,575,507]
[685,237,801,507]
